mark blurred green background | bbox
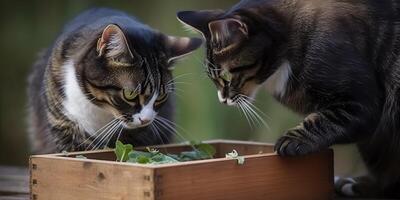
[0,0,364,176]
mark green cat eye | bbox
[220,69,232,82]
[122,89,138,101]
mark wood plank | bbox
[154,151,334,200]
[30,157,156,200]
[217,142,274,157]
[0,195,29,200]
[0,166,29,200]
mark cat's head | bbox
[177,9,285,106]
[76,24,202,129]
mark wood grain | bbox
[0,165,387,200]
[154,151,333,200]
[30,140,334,200]
[0,166,29,200]
[30,157,155,200]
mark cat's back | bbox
[62,8,143,34]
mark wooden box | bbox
[30,140,333,200]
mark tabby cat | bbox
[177,0,400,198]
[28,8,202,154]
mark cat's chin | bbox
[226,98,237,106]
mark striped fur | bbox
[178,0,400,198]
[28,8,202,154]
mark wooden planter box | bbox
[30,140,333,200]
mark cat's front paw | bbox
[274,130,318,156]
[335,176,378,198]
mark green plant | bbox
[114,140,217,164]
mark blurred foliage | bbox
[0,0,363,176]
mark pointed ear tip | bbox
[177,10,192,16]
[103,24,123,34]
[176,11,193,21]
[191,37,204,47]
[105,23,119,29]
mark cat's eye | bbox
[220,69,232,82]
[156,93,168,103]
[122,89,138,101]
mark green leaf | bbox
[196,143,216,158]
[166,153,181,161]
[128,151,151,160]
[188,141,216,159]
[136,156,151,164]
[115,140,133,162]
[151,154,179,164]
[180,150,203,160]
[115,140,216,165]
[127,151,179,164]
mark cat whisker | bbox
[150,123,166,145]
[167,90,183,99]
[82,115,124,150]
[115,123,124,144]
[85,120,120,150]
[240,100,262,127]
[154,116,189,143]
[93,120,124,150]
[166,81,191,86]
[104,121,125,148]
[239,95,271,119]
[78,118,119,148]
[238,94,255,101]
[237,100,256,129]
[193,56,220,78]
[90,120,122,150]
[205,58,217,68]
[167,73,193,84]
[153,123,172,143]
[102,121,125,149]
[239,98,271,130]
[236,100,254,130]
[153,118,180,138]
[167,87,184,93]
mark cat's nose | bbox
[138,117,151,125]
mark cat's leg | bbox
[334,175,379,197]
[274,103,377,156]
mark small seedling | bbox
[115,140,133,162]
[114,140,217,165]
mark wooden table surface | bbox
[0,166,29,200]
[0,165,391,200]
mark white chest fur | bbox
[264,60,292,98]
[63,60,114,135]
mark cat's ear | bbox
[165,36,203,64]
[97,24,134,59]
[208,18,248,52]
[177,10,224,37]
